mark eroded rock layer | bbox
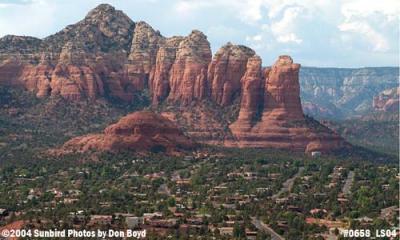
[208,43,255,106]
[167,30,212,104]
[229,56,346,153]
[0,4,347,153]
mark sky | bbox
[0,0,399,67]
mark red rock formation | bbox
[19,64,53,98]
[262,55,303,121]
[0,4,135,101]
[150,37,184,104]
[230,55,263,132]
[0,4,347,154]
[167,30,212,104]
[126,21,164,91]
[0,58,25,86]
[208,43,255,106]
[228,56,346,153]
[62,111,194,155]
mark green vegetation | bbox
[0,86,398,239]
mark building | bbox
[218,227,234,236]
[126,216,143,229]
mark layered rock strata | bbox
[0,4,347,153]
[229,56,345,153]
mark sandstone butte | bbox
[0,4,347,153]
[61,111,194,155]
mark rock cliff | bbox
[208,43,255,106]
[300,67,399,119]
[373,87,399,112]
[0,4,348,154]
[229,56,345,152]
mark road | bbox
[251,217,285,240]
[272,167,304,200]
[342,171,354,196]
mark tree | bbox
[233,223,245,239]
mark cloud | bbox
[270,6,304,44]
[0,0,56,37]
[0,0,398,67]
[338,21,389,52]
[173,0,265,24]
[338,0,399,52]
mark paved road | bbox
[272,167,304,200]
[251,217,285,240]
[342,171,354,196]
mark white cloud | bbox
[338,21,389,52]
[338,0,399,52]
[0,0,398,67]
[0,0,56,37]
[341,0,399,20]
[173,0,265,24]
[270,6,304,44]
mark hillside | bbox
[300,67,398,119]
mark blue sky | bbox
[0,0,398,67]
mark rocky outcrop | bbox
[61,111,194,155]
[229,55,263,132]
[229,56,346,153]
[208,43,255,106]
[149,37,184,104]
[262,55,303,120]
[0,4,135,101]
[0,5,214,104]
[167,30,212,104]
[373,87,400,112]
[1,4,348,154]
[126,21,164,91]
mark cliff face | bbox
[300,67,399,119]
[0,4,135,101]
[229,56,345,152]
[0,3,348,153]
[167,30,212,104]
[230,55,263,132]
[208,43,255,106]
[373,87,399,112]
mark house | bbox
[246,229,258,240]
[337,197,349,203]
[256,187,270,193]
[277,221,289,229]
[310,208,328,215]
[147,218,178,228]
[218,227,234,236]
[63,198,79,204]
[380,206,399,221]
[288,205,302,212]
[126,216,144,229]
[143,212,163,221]
[275,197,289,204]
[88,215,112,226]
[186,217,203,225]
[176,179,191,185]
